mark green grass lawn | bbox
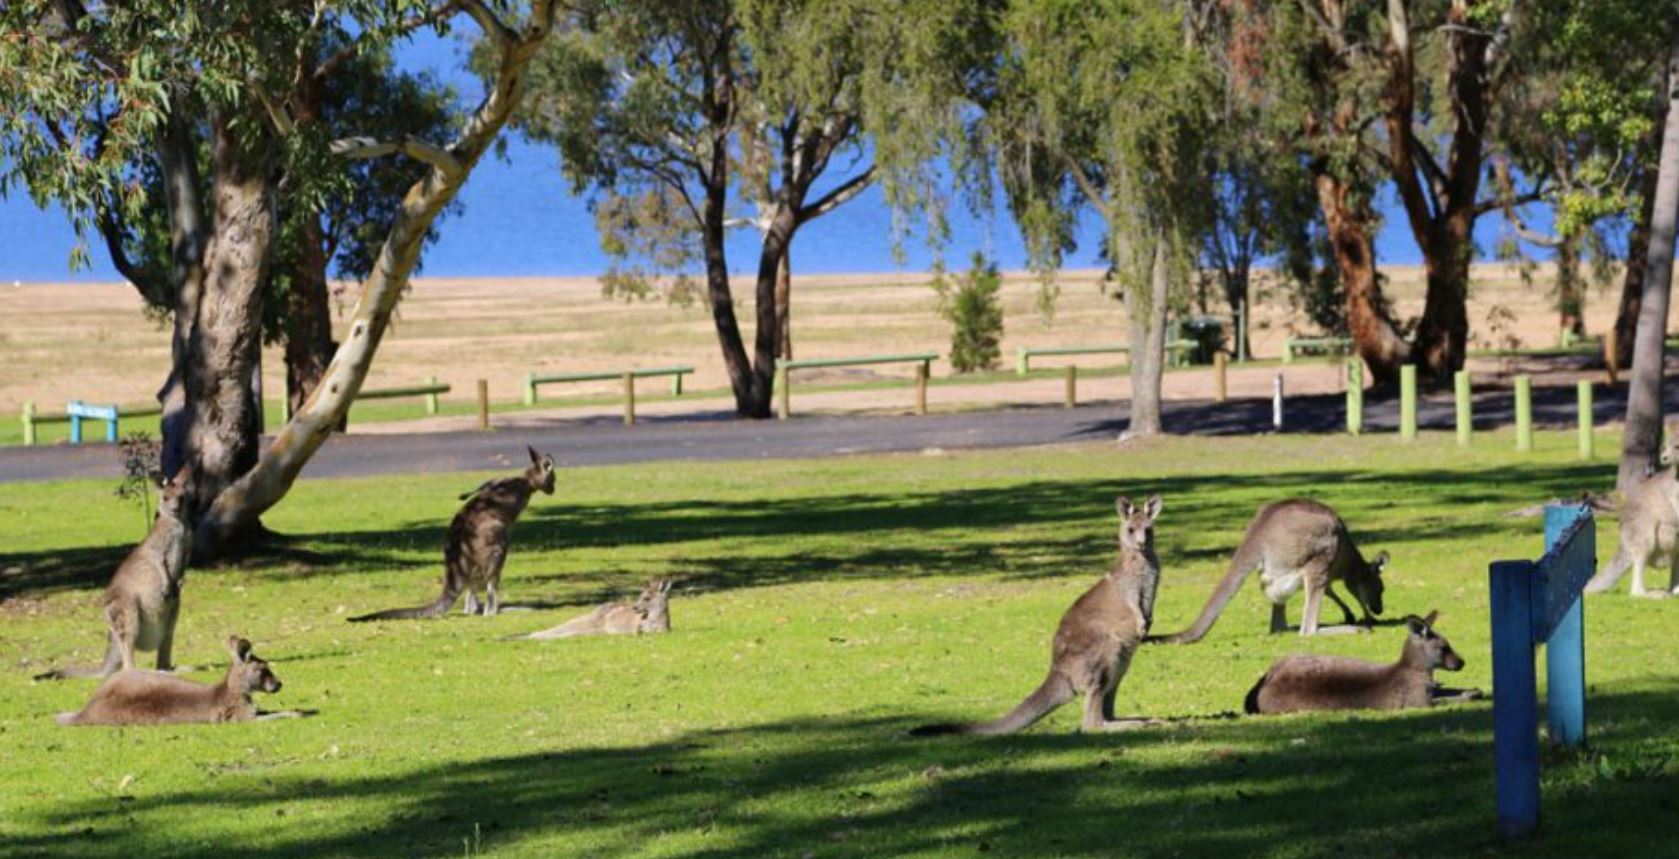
[2,431,1676,858]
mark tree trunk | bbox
[702,186,767,418]
[1315,171,1409,386]
[284,216,340,420]
[1125,232,1170,437]
[1556,238,1585,340]
[1620,37,1679,491]
[1616,161,1663,369]
[776,249,792,360]
[750,209,792,415]
[195,2,562,553]
[156,111,208,478]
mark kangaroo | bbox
[1586,442,1679,598]
[350,446,556,622]
[912,495,1165,736]
[36,470,194,680]
[1148,498,1385,644]
[514,579,673,639]
[1243,611,1472,714]
[57,636,288,726]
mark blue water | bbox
[0,29,1551,283]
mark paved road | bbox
[0,377,1664,484]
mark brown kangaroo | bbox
[1244,611,1472,714]
[36,470,194,680]
[1586,443,1679,598]
[514,579,673,639]
[57,636,288,726]
[350,447,556,621]
[912,495,1165,736]
[1149,498,1386,644]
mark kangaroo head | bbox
[1349,550,1388,617]
[226,636,283,695]
[525,446,557,495]
[1403,611,1463,672]
[155,467,193,521]
[634,578,673,612]
[1114,494,1163,552]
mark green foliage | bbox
[932,253,1005,373]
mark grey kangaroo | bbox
[1149,498,1386,644]
[912,495,1165,736]
[36,470,193,680]
[514,579,673,639]
[57,636,288,726]
[350,447,556,622]
[1586,441,1679,598]
[1244,611,1473,714]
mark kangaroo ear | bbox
[1143,494,1163,522]
[1115,496,1134,518]
[1404,615,1426,636]
[1423,609,1439,627]
[1372,551,1390,570]
[527,445,541,465]
[227,636,252,662]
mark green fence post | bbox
[1455,370,1472,447]
[1016,347,1029,376]
[671,372,683,396]
[776,363,790,420]
[21,401,35,446]
[523,373,537,407]
[1515,375,1533,452]
[1347,359,1363,435]
[425,375,440,415]
[1400,365,1417,440]
[1283,337,1295,365]
[1577,380,1593,460]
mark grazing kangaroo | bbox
[36,470,194,680]
[57,637,288,726]
[912,495,1165,736]
[1148,498,1386,644]
[1243,611,1473,714]
[514,579,673,639]
[1586,444,1679,598]
[350,447,556,622]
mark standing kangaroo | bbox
[1148,498,1386,644]
[36,470,193,680]
[350,447,556,622]
[57,636,288,726]
[1244,611,1472,714]
[912,495,1165,736]
[1586,443,1679,598]
[514,578,673,639]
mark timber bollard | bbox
[1272,373,1284,431]
[476,380,489,431]
[915,362,929,415]
[1455,370,1472,446]
[1400,365,1417,440]
[622,372,636,426]
[1578,380,1593,459]
[21,401,35,446]
[1515,375,1533,452]
[425,375,440,415]
[1065,365,1077,409]
[1214,352,1227,402]
[1605,328,1618,385]
[1346,360,1363,435]
[776,365,790,420]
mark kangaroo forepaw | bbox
[1089,717,1166,733]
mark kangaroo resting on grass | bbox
[1586,442,1679,598]
[1243,611,1475,714]
[350,447,556,622]
[57,636,292,726]
[912,495,1165,736]
[514,578,673,639]
[1148,498,1386,644]
[36,471,193,680]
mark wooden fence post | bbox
[280,373,292,423]
[21,401,35,446]
[1065,365,1077,409]
[1577,380,1593,460]
[523,373,537,406]
[1604,328,1618,385]
[476,380,490,431]
[776,364,790,420]
[1455,370,1472,446]
[1515,375,1533,452]
[1016,347,1029,376]
[915,361,929,415]
[1213,351,1227,403]
[425,375,440,415]
[1272,373,1284,430]
[1490,558,1541,837]
[1346,360,1363,435]
[1400,365,1417,440]
[1543,507,1588,748]
[622,372,636,426]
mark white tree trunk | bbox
[1126,231,1170,437]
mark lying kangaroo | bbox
[1244,611,1474,714]
[351,446,556,622]
[1149,498,1386,644]
[57,636,289,726]
[1586,443,1679,598]
[912,495,1165,736]
[36,470,194,680]
[515,579,673,640]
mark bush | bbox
[934,253,1005,374]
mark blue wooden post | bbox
[1543,507,1587,748]
[68,400,84,444]
[1490,558,1540,837]
[105,407,119,442]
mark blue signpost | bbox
[1488,503,1594,837]
[65,401,121,444]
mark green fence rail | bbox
[524,366,694,406]
[1016,341,1195,375]
[776,352,937,420]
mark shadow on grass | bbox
[12,683,1678,858]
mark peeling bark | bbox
[1315,171,1409,386]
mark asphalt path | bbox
[0,378,1663,484]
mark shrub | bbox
[934,253,1005,374]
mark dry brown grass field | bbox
[0,262,1615,414]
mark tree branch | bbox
[330,135,463,177]
[797,165,874,225]
[460,0,516,48]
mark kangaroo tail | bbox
[348,586,458,622]
[55,711,80,726]
[35,635,123,681]
[1584,545,1631,594]
[1243,674,1267,715]
[910,673,1076,737]
[1148,537,1264,644]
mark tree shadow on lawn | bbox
[13,683,1678,859]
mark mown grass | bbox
[2,432,1676,858]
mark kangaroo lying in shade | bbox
[1149,498,1386,643]
[351,447,556,622]
[513,579,673,639]
[57,637,293,726]
[1244,611,1476,715]
[912,495,1165,736]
